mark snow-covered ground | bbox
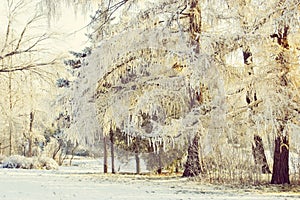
[0,158,299,200]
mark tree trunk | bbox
[271,136,290,184]
[135,137,140,174]
[157,151,163,174]
[252,135,271,174]
[69,141,79,166]
[103,136,108,173]
[110,130,115,174]
[135,153,140,174]
[270,25,290,185]
[27,138,32,157]
[8,72,13,156]
[183,134,202,177]
[27,111,34,157]
[52,139,62,160]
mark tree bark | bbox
[157,152,163,174]
[183,134,202,177]
[135,153,140,174]
[243,46,271,174]
[270,25,290,185]
[252,135,271,174]
[271,136,290,184]
[103,136,108,173]
[110,130,115,174]
[27,111,34,157]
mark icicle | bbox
[130,136,133,145]
[148,138,152,148]
[163,139,166,152]
[152,139,156,153]
[171,136,175,149]
[159,137,163,146]
[127,113,130,136]
[156,142,160,154]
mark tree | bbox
[54,0,299,183]
[62,47,105,169]
[0,0,61,156]
[221,0,300,183]
[86,0,220,176]
[268,12,298,184]
[183,133,202,177]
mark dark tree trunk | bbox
[271,136,290,184]
[183,134,202,177]
[269,24,290,185]
[110,130,115,174]
[175,159,180,173]
[135,137,140,174]
[135,153,140,174]
[27,138,32,157]
[252,135,271,174]
[103,136,108,173]
[27,111,34,157]
[157,153,163,174]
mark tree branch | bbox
[227,99,263,117]
[0,59,58,73]
[14,14,43,52]
[92,0,129,33]
[0,33,50,60]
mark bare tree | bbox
[0,0,60,156]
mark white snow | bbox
[0,158,299,200]
[2,155,58,170]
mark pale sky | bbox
[50,7,93,53]
[0,1,94,57]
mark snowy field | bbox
[0,158,299,200]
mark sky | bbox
[49,7,92,53]
[0,1,94,56]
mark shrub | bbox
[36,156,59,170]
[2,155,58,170]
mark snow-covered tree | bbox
[57,0,299,183]
[0,0,63,156]
[76,0,226,176]
[219,0,300,184]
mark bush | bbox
[35,156,59,170]
[2,155,58,170]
